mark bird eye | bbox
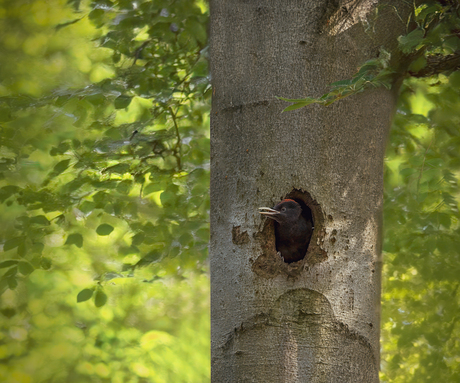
[281,207,286,212]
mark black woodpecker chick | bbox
[259,199,313,263]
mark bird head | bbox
[258,199,302,224]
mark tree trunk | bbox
[210,1,412,381]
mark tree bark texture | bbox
[210,1,412,382]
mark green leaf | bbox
[179,233,193,247]
[416,5,442,23]
[50,142,71,156]
[18,261,34,276]
[31,243,44,255]
[30,215,50,226]
[143,182,164,195]
[0,260,19,269]
[398,28,425,54]
[55,17,84,31]
[94,290,108,307]
[88,8,105,21]
[330,79,352,88]
[3,237,24,251]
[116,180,132,195]
[0,308,16,318]
[356,60,380,74]
[279,97,321,112]
[449,71,460,88]
[191,228,207,244]
[277,96,312,103]
[131,233,145,246]
[40,257,52,270]
[102,163,130,174]
[408,56,427,73]
[96,224,114,236]
[79,201,96,214]
[437,213,451,229]
[51,159,71,176]
[0,185,21,202]
[65,233,84,248]
[399,168,417,176]
[282,102,310,112]
[4,266,17,278]
[7,277,18,290]
[85,92,106,106]
[77,288,93,303]
[114,95,132,109]
[160,190,177,207]
[17,243,26,257]
[136,251,162,267]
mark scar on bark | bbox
[232,226,250,245]
[219,288,376,375]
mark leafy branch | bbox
[279,49,394,112]
[280,0,460,112]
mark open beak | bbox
[258,207,280,218]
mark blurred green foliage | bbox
[1,269,209,382]
[281,0,460,111]
[0,0,210,297]
[381,73,460,382]
[0,0,459,382]
[380,1,460,381]
[0,0,210,381]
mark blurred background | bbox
[0,0,210,381]
[0,1,459,382]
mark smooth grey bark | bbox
[210,1,412,382]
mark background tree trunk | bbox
[210,1,413,381]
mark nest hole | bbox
[253,189,327,278]
[286,189,327,264]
